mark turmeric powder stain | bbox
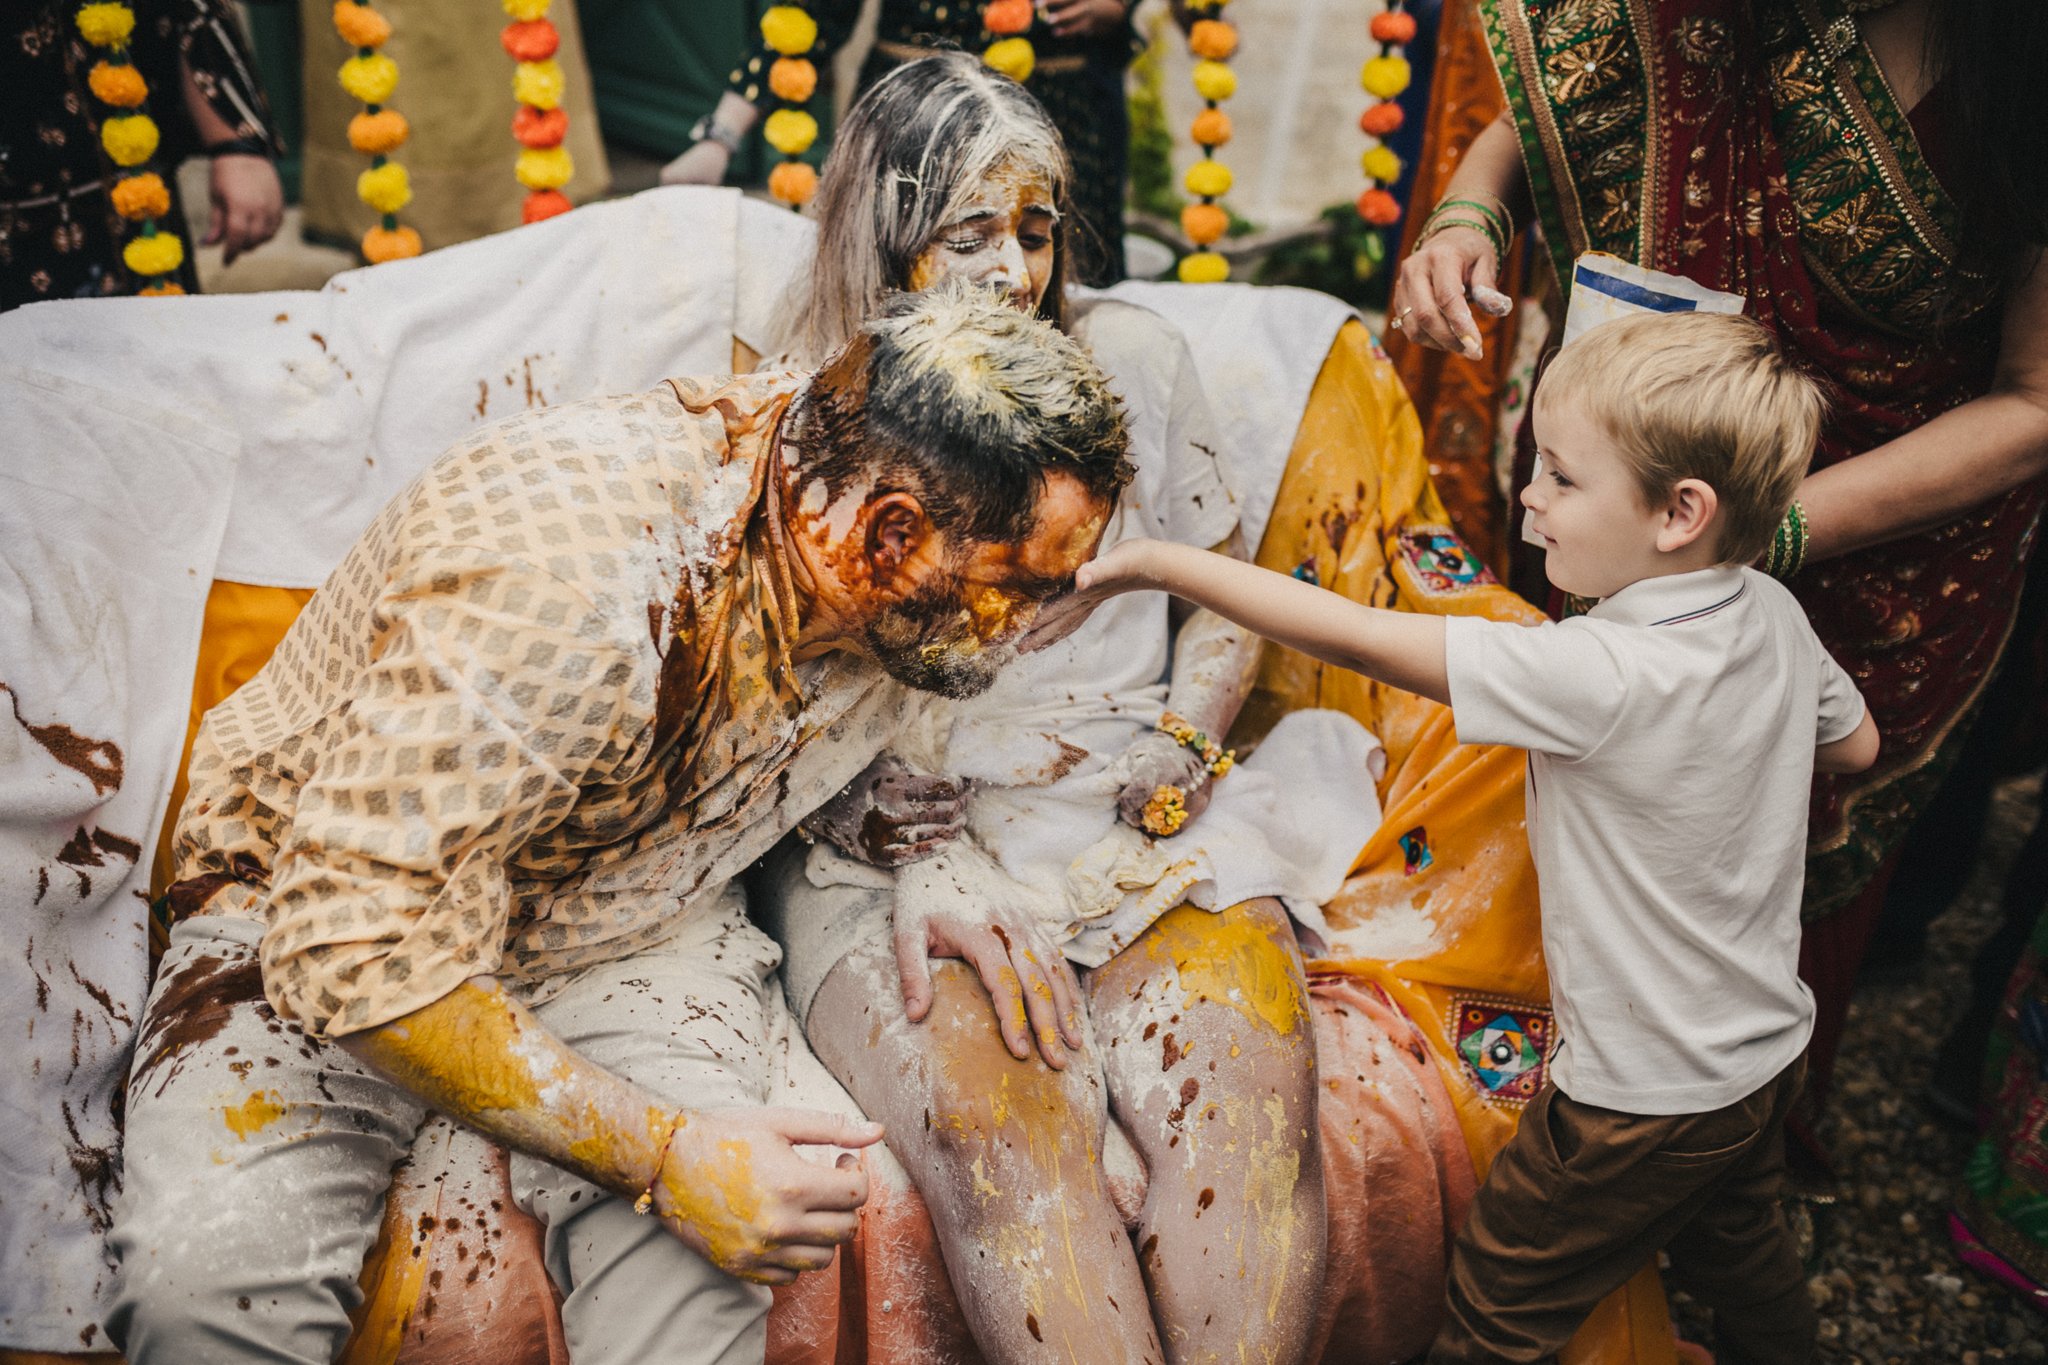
[1143,904,1305,1039]
[658,1134,764,1269]
[222,1090,286,1139]
[371,981,554,1114]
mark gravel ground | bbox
[1672,770,2047,1363]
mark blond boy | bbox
[1047,312,1878,1364]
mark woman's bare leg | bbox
[1088,899,1326,1365]
[807,941,1165,1364]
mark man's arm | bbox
[338,977,880,1283]
[1083,538,1452,705]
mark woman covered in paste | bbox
[751,53,1379,1365]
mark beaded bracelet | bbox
[632,1107,688,1215]
[1157,710,1236,777]
[1765,500,1810,580]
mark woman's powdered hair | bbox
[777,52,1074,366]
[795,279,1131,544]
[1536,312,1826,565]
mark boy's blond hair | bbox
[1536,312,1825,565]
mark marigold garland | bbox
[76,2,183,294]
[1355,2,1413,237]
[761,5,820,208]
[981,1,1033,83]
[504,0,573,223]
[1178,0,1236,282]
[334,1,421,262]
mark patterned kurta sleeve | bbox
[725,0,864,106]
[258,544,651,1038]
[160,0,282,159]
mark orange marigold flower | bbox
[332,0,393,49]
[768,56,817,103]
[522,188,573,223]
[512,104,568,148]
[1189,19,1238,60]
[768,160,819,206]
[138,281,186,296]
[110,171,170,220]
[362,223,423,263]
[88,61,148,108]
[500,18,559,62]
[1370,11,1418,45]
[348,108,410,155]
[1360,102,1405,137]
[1190,108,1232,149]
[983,0,1033,36]
[1356,187,1402,226]
[1181,202,1229,247]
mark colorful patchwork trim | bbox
[1450,995,1553,1105]
[1398,526,1498,596]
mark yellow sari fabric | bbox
[1247,321,1676,1364]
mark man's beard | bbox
[863,578,1014,699]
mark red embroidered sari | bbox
[1480,0,2045,1113]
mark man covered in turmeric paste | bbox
[102,284,1133,1364]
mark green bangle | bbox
[1418,214,1508,264]
[1434,196,1511,242]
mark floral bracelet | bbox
[1157,710,1236,778]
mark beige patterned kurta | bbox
[169,372,905,1037]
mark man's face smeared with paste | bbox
[798,468,1109,699]
[909,158,1057,315]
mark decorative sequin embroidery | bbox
[1451,997,1553,1104]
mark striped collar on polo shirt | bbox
[1587,565,1749,628]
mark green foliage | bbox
[1127,10,1182,220]
[1251,203,1395,310]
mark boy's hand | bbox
[651,1106,883,1284]
[1018,539,1162,653]
[806,755,966,867]
[892,854,1086,1069]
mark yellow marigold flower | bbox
[339,52,400,104]
[331,1,392,48]
[88,60,147,108]
[502,0,551,19]
[110,172,170,220]
[1177,251,1229,284]
[759,5,818,56]
[1361,54,1412,100]
[768,160,818,207]
[347,108,409,155]
[982,37,1034,83]
[1360,145,1402,184]
[362,223,423,263]
[762,108,818,157]
[515,145,574,191]
[768,56,817,103]
[512,58,564,110]
[123,231,184,278]
[356,160,412,215]
[137,281,185,296]
[1183,159,1233,200]
[1191,59,1236,102]
[101,114,159,168]
[76,3,135,49]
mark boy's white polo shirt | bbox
[1443,565,1866,1115]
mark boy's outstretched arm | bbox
[1077,538,1451,705]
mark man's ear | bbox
[866,491,934,578]
[1658,478,1719,554]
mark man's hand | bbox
[893,855,1086,1068]
[652,1106,883,1285]
[1042,0,1127,38]
[807,755,966,868]
[206,155,283,267]
[1108,728,1212,833]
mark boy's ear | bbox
[1657,478,1719,554]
